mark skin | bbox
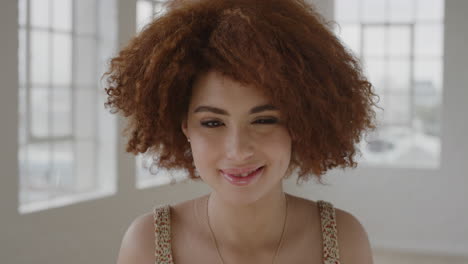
[181,70,292,254]
[116,70,374,264]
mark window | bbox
[136,0,168,32]
[18,0,117,213]
[335,0,444,168]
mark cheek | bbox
[261,128,292,152]
[267,129,293,168]
[190,135,222,166]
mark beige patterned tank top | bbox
[153,200,341,264]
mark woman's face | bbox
[181,70,292,204]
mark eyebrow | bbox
[193,104,279,115]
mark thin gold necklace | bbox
[206,194,289,264]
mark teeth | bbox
[235,171,252,177]
[232,167,260,177]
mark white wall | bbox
[0,0,466,263]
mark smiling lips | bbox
[221,166,265,186]
[220,166,264,176]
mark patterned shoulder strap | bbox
[153,205,174,264]
[317,200,341,264]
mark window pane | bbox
[386,95,411,125]
[415,24,444,57]
[335,0,360,22]
[26,142,52,188]
[19,28,27,85]
[75,37,96,87]
[19,145,28,197]
[338,24,361,55]
[416,0,444,21]
[415,59,443,93]
[52,33,72,85]
[154,2,167,17]
[137,1,153,32]
[76,140,96,191]
[362,0,386,23]
[363,58,386,95]
[52,88,72,136]
[31,0,50,28]
[414,95,441,136]
[52,141,74,189]
[363,26,386,57]
[31,30,50,85]
[31,87,49,137]
[53,0,72,31]
[388,59,411,94]
[335,0,444,169]
[20,0,120,210]
[75,89,96,139]
[19,88,27,145]
[19,0,27,26]
[373,95,386,125]
[76,0,96,34]
[389,26,411,57]
[389,0,415,23]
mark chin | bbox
[214,186,278,207]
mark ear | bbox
[181,116,189,138]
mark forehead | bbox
[190,70,269,106]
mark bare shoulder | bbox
[290,195,373,264]
[334,207,374,264]
[116,212,155,264]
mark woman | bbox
[104,0,378,263]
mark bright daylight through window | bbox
[18,0,117,213]
[335,0,444,168]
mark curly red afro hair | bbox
[103,0,379,184]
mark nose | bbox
[225,126,254,162]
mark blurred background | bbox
[0,0,467,263]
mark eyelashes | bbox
[200,118,278,128]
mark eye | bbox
[200,118,278,128]
[201,120,223,128]
[254,118,278,124]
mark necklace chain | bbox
[206,194,289,264]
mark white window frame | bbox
[18,0,118,214]
[335,0,444,168]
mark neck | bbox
[203,189,289,254]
